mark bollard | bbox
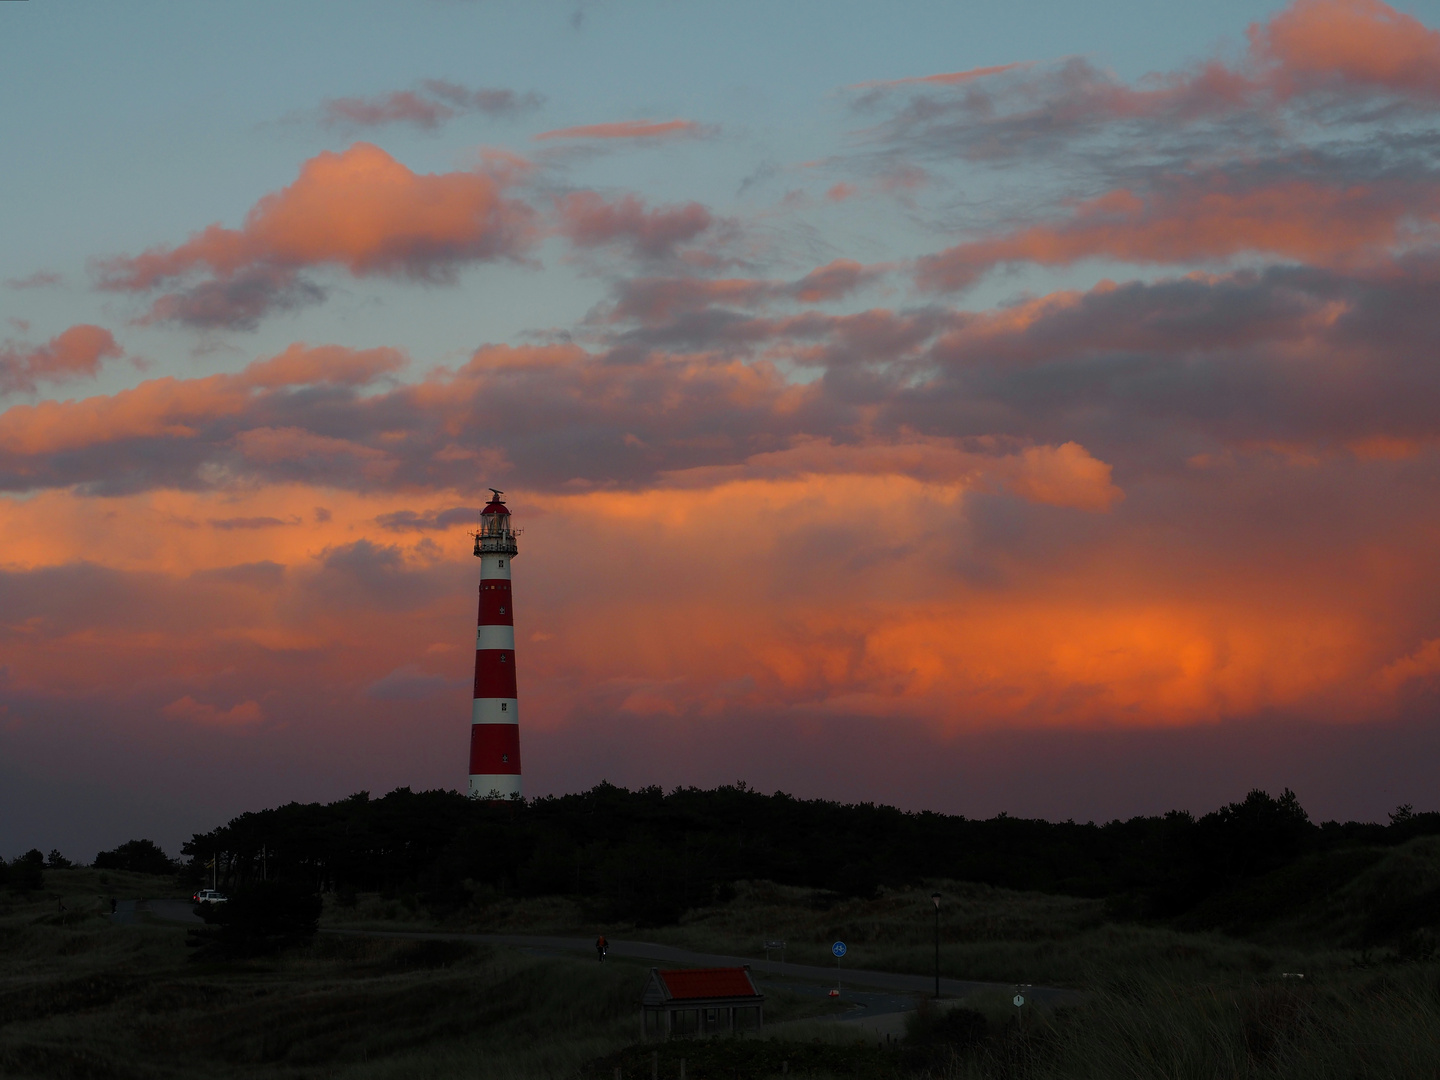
[651,1049,657,1080]
[679,1058,686,1079]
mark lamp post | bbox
[931,892,941,999]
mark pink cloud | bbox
[825,182,858,202]
[787,260,882,303]
[534,119,712,141]
[852,61,1032,90]
[161,695,265,727]
[0,325,123,396]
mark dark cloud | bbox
[207,517,295,530]
[320,81,543,131]
[189,561,286,589]
[308,539,453,613]
[375,507,484,532]
[365,663,466,700]
[855,1,1440,167]
[420,80,544,116]
[556,191,714,260]
[7,259,1440,498]
[138,269,325,330]
[4,271,63,290]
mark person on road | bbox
[596,934,608,962]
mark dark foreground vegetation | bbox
[5,785,1440,1078]
[177,783,1440,953]
[3,866,1440,1079]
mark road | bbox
[318,928,1078,1011]
[110,898,204,924]
[124,901,1078,1029]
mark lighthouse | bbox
[468,489,522,799]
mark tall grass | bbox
[934,967,1440,1080]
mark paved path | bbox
[110,898,204,925]
[126,902,1078,1020]
[320,928,1078,1010]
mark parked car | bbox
[192,889,228,905]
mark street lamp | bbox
[931,892,941,999]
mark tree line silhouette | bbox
[171,783,1440,926]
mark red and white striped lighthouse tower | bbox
[468,489,522,799]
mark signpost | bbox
[831,941,846,997]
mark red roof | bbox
[656,967,758,1000]
[481,500,509,516]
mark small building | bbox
[640,966,765,1040]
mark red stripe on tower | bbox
[468,489,522,799]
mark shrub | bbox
[94,839,177,875]
[188,881,322,960]
[9,851,44,893]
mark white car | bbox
[192,889,228,905]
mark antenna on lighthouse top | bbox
[489,488,504,503]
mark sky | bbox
[5,0,1440,861]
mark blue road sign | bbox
[832,941,847,958]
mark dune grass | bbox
[7,867,1440,1078]
[0,882,846,1080]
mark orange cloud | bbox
[916,177,1439,291]
[95,144,537,327]
[657,436,1122,512]
[1254,0,1440,98]
[1377,638,1440,693]
[535,119,711,141]
[0,325,123,395]
[0,343,402,459]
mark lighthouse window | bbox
[500,703,507,711]
[498,560,504,567]
[502,754,509,763]
[500,654,507,662]
[499,606,505,614]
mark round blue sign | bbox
[832,941,847,958]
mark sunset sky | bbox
[6,0,1440,860]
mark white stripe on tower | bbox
[468,489,522,799]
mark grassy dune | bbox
[0,875,842,1080]
[0,885,640,1079]
[7,859,1440,1078]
